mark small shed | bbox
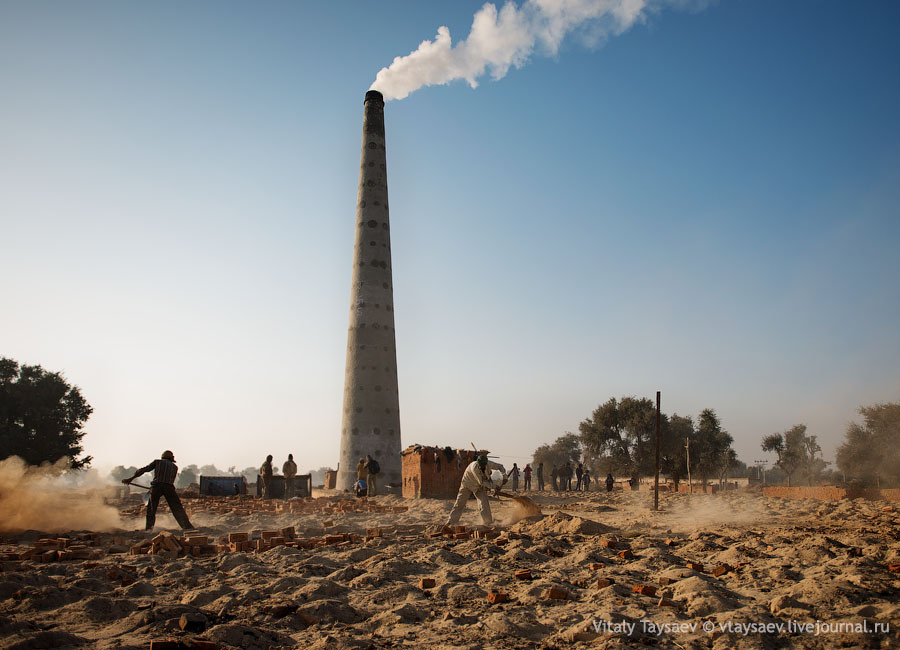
[199,476,247,496]
[254,474,313,498]
[401,445,488,499]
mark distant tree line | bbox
[757,401,899,488]
[532,396,742,487]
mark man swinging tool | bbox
[445,455,495,527]
[122,450,194,531]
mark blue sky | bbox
[2,0,898,475]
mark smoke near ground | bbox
[371,0,709,100]
[0,456,126,533]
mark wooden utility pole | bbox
[685,437,692,494]
[654,391,661,511]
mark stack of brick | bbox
[400,445,482,499]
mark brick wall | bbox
[401,446,480,499]
[762,486,900,501]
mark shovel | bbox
[467,442,542,518]
[496,491,542,517]
[125,481,151,504]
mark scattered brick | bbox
[589,562,604,570]
[889,564,900,573]
[513,569,532,580]
[419,578,436,589]
[487,591,509,604]
[601,539,617,549]
[713,563,732,577]
[687,562,704,572]
[632,584,657,597]
[658,576,676,586]
[596,578,614,588]
[617,550,633,560]
[545,587,569,601]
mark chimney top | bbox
[365,90,384,104]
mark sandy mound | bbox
[511,510,617,535]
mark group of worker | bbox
[122,449,307,532]
[444,456,621,527]
[491,461,618,493]
[258,453,300,499]
[122,448,618,534]
[354,454,380,497]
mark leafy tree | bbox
[240,466,259,482]
[836,401,900,487]
[693,409,733,485]
[199,464,223,477]
[0,357,93,468]
[532,432,582,473]
[579,396,657,477]
[176,464,199,488]
[109,465,138,482]
[762,424,824,486]
[661,414,693,488]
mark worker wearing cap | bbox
[445,455,494,527]
[122,450,194,530]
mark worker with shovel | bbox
[122,450,194,531]
[445,455,495,527]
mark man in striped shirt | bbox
[123,450,193,530]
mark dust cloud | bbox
[0,456,127,533]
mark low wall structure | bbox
[401,445,484,499]
[763,486,900,501]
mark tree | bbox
[661,414,694,488]
[199,464,223,477]
[693,409,733,485]
[836,401,900,487]
[109,465,138,483]
[176,464,199,488]
[762,424,823,486]
[579,396,657,477]
[532,432,582,472]
[0,357,93,468]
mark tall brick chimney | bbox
[337,90,401,491]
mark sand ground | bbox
[1,488,899,649]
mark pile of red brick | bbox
[0,533,101,562]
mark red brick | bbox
[149,640,180,650]
[596,578,614,588]
[545,587,569,601]
[188,641,218,650]
[589,562,603,570]
[227,533,248,543]
[487,591,509,604]
[513,569,532,580]
[713,563,732,577]
[658,576,676,586]
[419,578,436,589]
[617,550,633,560]
[632,584,657,597]
[601,539,617,549]
[687,562,704,572]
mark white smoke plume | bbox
[371,0,705,101]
